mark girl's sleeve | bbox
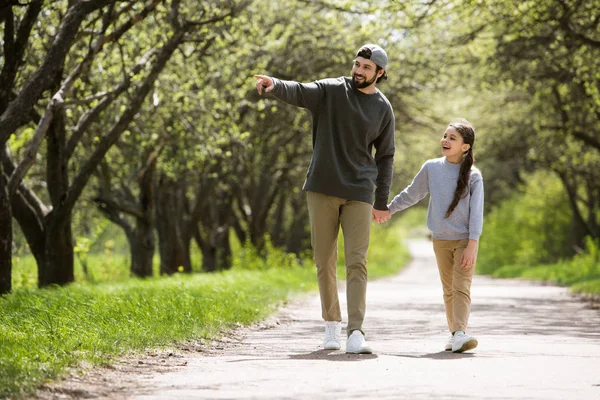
[387,162,430,215]
[469,175,484,240]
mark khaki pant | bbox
[432,238,475,333]
[306,191,372,335]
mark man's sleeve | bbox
[269,78,324,113]
[373,113,396,210]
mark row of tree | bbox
[0,0,427,294]
[1,0,598,294]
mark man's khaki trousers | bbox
[306,191,372,335]
[432,238,475,333]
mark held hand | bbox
[254,74,274,95]
[372,209,391,224]
[460,240,479,270]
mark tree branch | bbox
[0,0,112,147]
[62,28,189,218]
[66,47,159,159]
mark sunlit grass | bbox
[2,217,413,398]
[0,268,315,398]
[571,279,600,296]
[491,236,600,295]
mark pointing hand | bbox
[254,75,274,95]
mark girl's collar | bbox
[443,156,463,165]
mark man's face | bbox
[351,57,380,88]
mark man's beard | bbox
[352,72,377,89]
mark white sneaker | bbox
[451,331,478,353]
[323,321,342,350]
[345,330,373,354]
[444,335,454,351]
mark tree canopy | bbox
[1,0,598,293]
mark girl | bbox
[385,119,483,353]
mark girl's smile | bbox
[441,127,470,163]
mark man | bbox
[254,44,395,354]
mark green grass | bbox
[0,269,315,398]
[12,236,206,289]
[1,219,412,398]
[571,279,600,296]
[490,236,600,296]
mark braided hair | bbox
[445,119,476,218]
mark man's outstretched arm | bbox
[253,74,324,112]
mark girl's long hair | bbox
[445,120,475,218]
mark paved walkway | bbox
[124,240,599,399]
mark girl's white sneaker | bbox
[444,335,454,351]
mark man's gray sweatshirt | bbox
[387,157,484,241]
[270,77,395,210]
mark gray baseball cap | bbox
[356,44,388,70]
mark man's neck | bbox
[357,84,377,95]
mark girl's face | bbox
[441,126,470,162]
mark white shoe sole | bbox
[345,346,373,354]
[323,341,341,350]
[452,338,478,353]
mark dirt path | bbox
[38,239,600,399]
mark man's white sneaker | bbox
[444,335,454,351]
[323,321,342,350]
[345,330,373,354]
[451,331,478,353]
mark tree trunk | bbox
[286,192,309,256]
[217,227,232,271]
[231,217,246,245]
[94,195,155,278]
[129,221,155,277]
[156,183,191,274]
[40,214,74,287]
[199,227,232,272]
[0,158,12,294]
[557,171,591,247]
[130,151,157,277]
[38,98,75,287]
[270,191,287,248]
[201,242,217,272]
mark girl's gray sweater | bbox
[388,157,484,241]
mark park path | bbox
[40,239,600,399]
[124,239,600,400]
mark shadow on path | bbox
[386,351,476,360]
[288,350,378,361]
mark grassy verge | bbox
[490,237,600,296]
[1,219,411,398]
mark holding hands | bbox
[372,208,391,224]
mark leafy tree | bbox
[1,0,251,290]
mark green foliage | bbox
[492,236,600,294]
[478,171,575,274]
[231,235,309,271]
[571,279,600,296]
